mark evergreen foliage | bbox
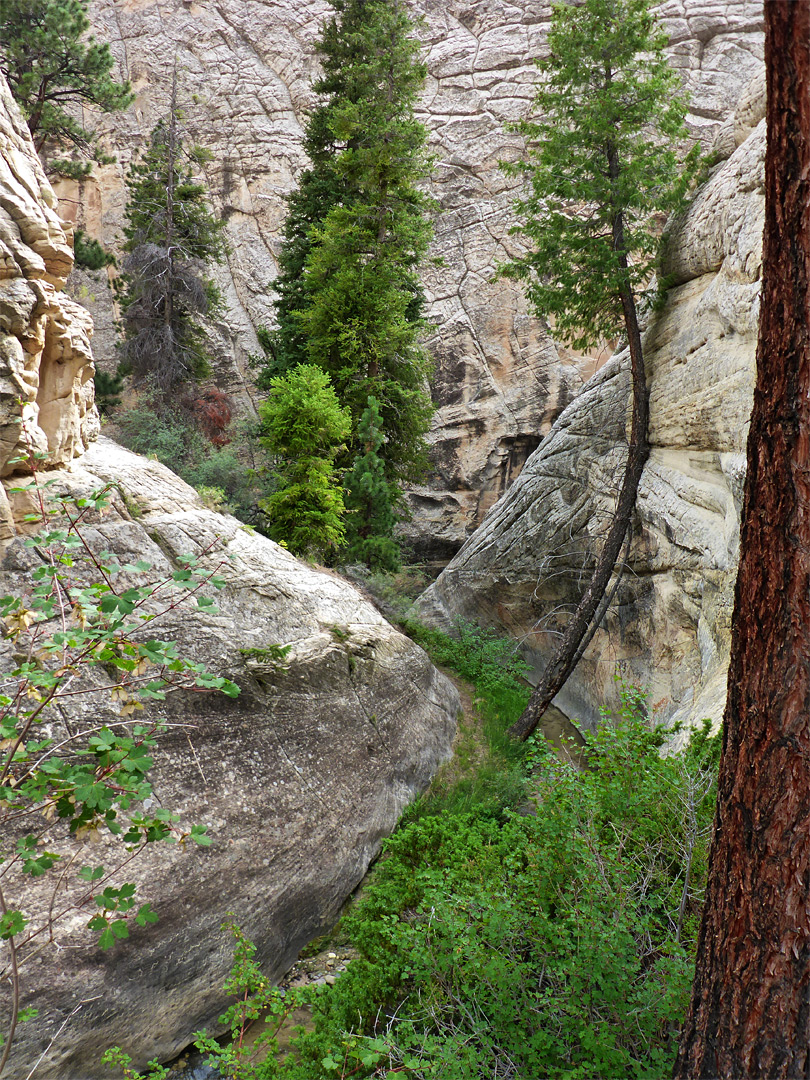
[269,0,435,486]
[93,367,125,412]
[501,0,698,348]
[0,0,133,177]
[258,365,351,558]
[73,228,115,270]
[503,0,701,742]
[117,105,226,391]
[342,396,400,571]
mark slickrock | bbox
[415,72,766,738]
[0,78,458,1078]
[61,0,763,555]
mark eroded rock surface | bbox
[64,0,763,556]
[1,440,459,1079]
[0,73,458,1080]
[415,73,765,737]
[0,76,98,542]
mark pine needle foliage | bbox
[501,0,699,350]
[258,365,352,558]
[117,105,226,391]
[0,0,133,177]
[269,0,435,486]
[342,396,401,571]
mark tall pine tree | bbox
[118,78,226,391]
[268,0,435,489]
[0,0,133,177]
[502,0,699,741]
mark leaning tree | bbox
[502,0,698,741]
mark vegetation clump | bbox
[261,0,435,560]
[258,365,352,559]
[0,0,133,177]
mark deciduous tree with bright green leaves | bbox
[503,0,699,742]
[268,0,435,490]
[259,365,351,559]
[0,0,133,178]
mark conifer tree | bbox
[118,82,226,391]
[503,0,698,741]
[0,0,133,177]
[343,396,401,571]
[269,0,435,488]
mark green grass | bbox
[399,617,531,822]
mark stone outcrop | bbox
[1,441,458,1079]
[0,80,459,1079]
[415,71,766,738]
[63,0,764,557]
[0,77,98,544]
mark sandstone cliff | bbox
[63,0,764,557]
[415,71,766,737]
[0,77,459,1078]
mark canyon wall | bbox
[64,0,764,556]
[416,72,766,737]
[0,76,459,1078]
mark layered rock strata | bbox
[64,0,764,556]
[0,77,98,542]
[415,72,766,737]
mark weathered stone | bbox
[1,438,459,1080]
[63,0,763,555]
[415,75,765,739]
[0,76,98,474]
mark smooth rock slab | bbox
[1,438,458,1080]
[415,80,765,740]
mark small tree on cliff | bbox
[118,82,226,391]
[0,0,133,177]
[675,5,810,1076]
[502,0,698,741]
[268,0,435,489]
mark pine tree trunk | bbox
[509,200,650,742]
[674,6,810,1076]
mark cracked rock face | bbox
[0,77,99,543]
[1,440,459,1079]
[62,0,763,556]
[0,72,459,1078]
[415,71,765,739]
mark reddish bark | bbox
[674,6,810,1076]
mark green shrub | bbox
[74,228,115,270]
[113,389,265,525]
[281,701,719,1079]
[258,365,351,558]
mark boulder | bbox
[415,73,766,739]
[1,439,459,1079]
[0,78,458,1078]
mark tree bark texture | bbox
[509,260,649,742]
[674,6,810,1076]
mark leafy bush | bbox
[0,451,238,1074]
[112,387,264,525]
[281,701,719,1080]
